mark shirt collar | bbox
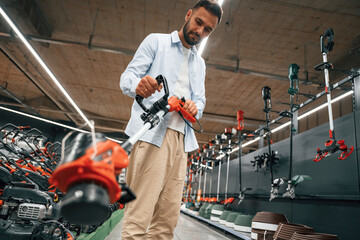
[171,30,198,55]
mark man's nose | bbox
[194,27,203,37]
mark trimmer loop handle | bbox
[320,28,334,54]
[135,75,169,113]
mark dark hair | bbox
[193,0,223,24]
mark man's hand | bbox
[182,99,198,117]
[135,75,162,98]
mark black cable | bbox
[177,111,203,133]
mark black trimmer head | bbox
[60,182,110,225]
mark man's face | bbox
[182,7,218,46]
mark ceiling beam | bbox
[0,42,82,125]
[0,31,322,84]
[0,83,40,116]
[0,100,128,124]
[0,101,126,133]
[6,0,53,47]
[25,96,56,109]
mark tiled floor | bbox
[105,212,234,240]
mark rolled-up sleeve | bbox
[194,61,206,119]
[120,34,158,98]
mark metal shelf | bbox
[180,209,251,240]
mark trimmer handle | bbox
[320,28,334,54]
[262,86,271,113]
[178,97,196,123]
[314,62,333,71]
[168,96,196,123]
[135,75,169,113]
[288,63,300,95]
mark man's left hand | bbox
[183,99,198,117]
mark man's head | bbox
[180,0,223,48]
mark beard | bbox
[183,19,201,46]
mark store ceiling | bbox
[0,0,359,151]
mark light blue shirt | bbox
[120,31,206,152]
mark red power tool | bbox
[168,96,196,123]
[237,110,244,131]
[50,75,200,225]
[50,133,130,225]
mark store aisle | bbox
[105,212,234,240]
[173,213,235,240]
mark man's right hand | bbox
[135,75,162,98]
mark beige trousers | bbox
[121,129,187,240]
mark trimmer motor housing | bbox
[50,133,129,225]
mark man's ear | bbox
[185,9,192,21]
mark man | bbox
[120,1,222,239]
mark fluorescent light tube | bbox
[0,106,123,143]
[0,105,88,133]
[0,6,93,129]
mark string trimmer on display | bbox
[278,64,311,199]
[251,89,279,174]
[210,127,238,221]
[184,154,197,210]
[204,139,217,199]
[208,135,225,221]
[197,141,215,217]
[201,144,209,201]
[189,152,200,205]
[313,28,354,162]
[195,148,204,211]
[259,86,282,201]
[235,110,252,204]
[50,75,202,225]
[215,133,227,202]
[183,155,194,204]
[223,127,236,201]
